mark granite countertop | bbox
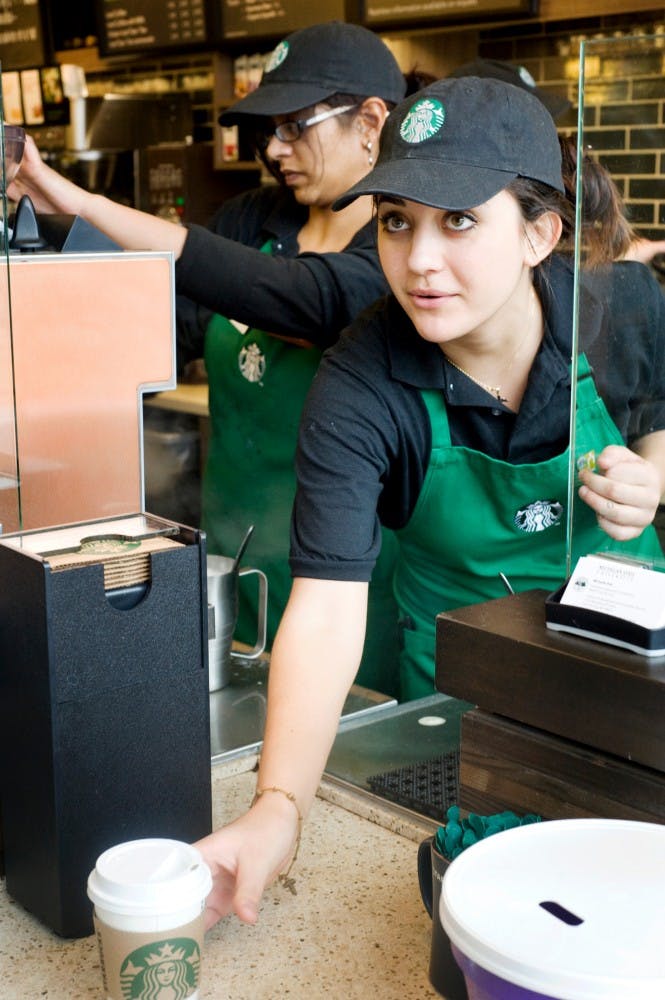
[0,757,440,999]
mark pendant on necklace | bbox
[445,354,508,404]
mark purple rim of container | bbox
[452,944,558,1000]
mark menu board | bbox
[219,0,345,41]
[363,0,535,27]
[0,0,48,70]
[97,0,210,56]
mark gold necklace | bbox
[443,355,508,404]
[443,290,540,407]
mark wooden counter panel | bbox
[436,589,665,772]
[459,709,665,823]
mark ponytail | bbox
[508,134,636,267]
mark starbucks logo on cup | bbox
[120,938,201,999]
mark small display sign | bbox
[560,554,665,631]
[363,0,535,27]
[1,70,23,123]
[0,0,48,71]
[219,0,345,40]
[19,67,43,124]
[97,0,210,56]
[40,65,68,125]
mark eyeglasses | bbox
[257,105,356,148]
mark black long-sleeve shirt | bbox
[174,184,389,370]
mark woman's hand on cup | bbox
[578,444,662,540]
[194,792,301,929]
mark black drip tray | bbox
[325,692,469,818]
[367,750,459,821]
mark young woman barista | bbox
[9,21,407,694]
[194,77,665,927]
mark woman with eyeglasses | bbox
[11,22,408,694]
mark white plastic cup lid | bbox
[87,838,212,918]
[440,818,665,999]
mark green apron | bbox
[203,241,401,696]
[395,356,663,701]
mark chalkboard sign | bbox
[0,0,48,71]
[363,0,535,28]
[219,0,345,41]
[96,0,210,56]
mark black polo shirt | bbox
[290,255,665,582]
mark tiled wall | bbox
[476,11,665,240]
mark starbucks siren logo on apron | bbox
[238,342,266,383]
[514,499,563,533]
[400,98,445,143]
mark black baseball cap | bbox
[218,22,406,124]
[449,58,572,120]
[334,77,565,213]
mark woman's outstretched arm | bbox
[195,576,368,927]
[8,134,188,256]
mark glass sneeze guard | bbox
[0,74,22,533]
[568,33,665,578]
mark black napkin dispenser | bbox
[0,516,212,938]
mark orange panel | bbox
[0,252,175,532]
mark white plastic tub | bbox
[440,818,665,999]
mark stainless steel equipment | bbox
[54,92,194,211]
[207,551,267,691]
[210,654,396,764]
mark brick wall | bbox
[477,10,665,240]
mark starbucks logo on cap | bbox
[517,65,537,89]
[400,98,445,144]
[265,40,289,73]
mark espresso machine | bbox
[0,133,212,938]
[49,89,195,212]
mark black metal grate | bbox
[367,750,459,821]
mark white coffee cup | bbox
[87,838,212,1000]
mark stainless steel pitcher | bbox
[206,553,267,691]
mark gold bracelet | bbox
[252,786,303,896]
